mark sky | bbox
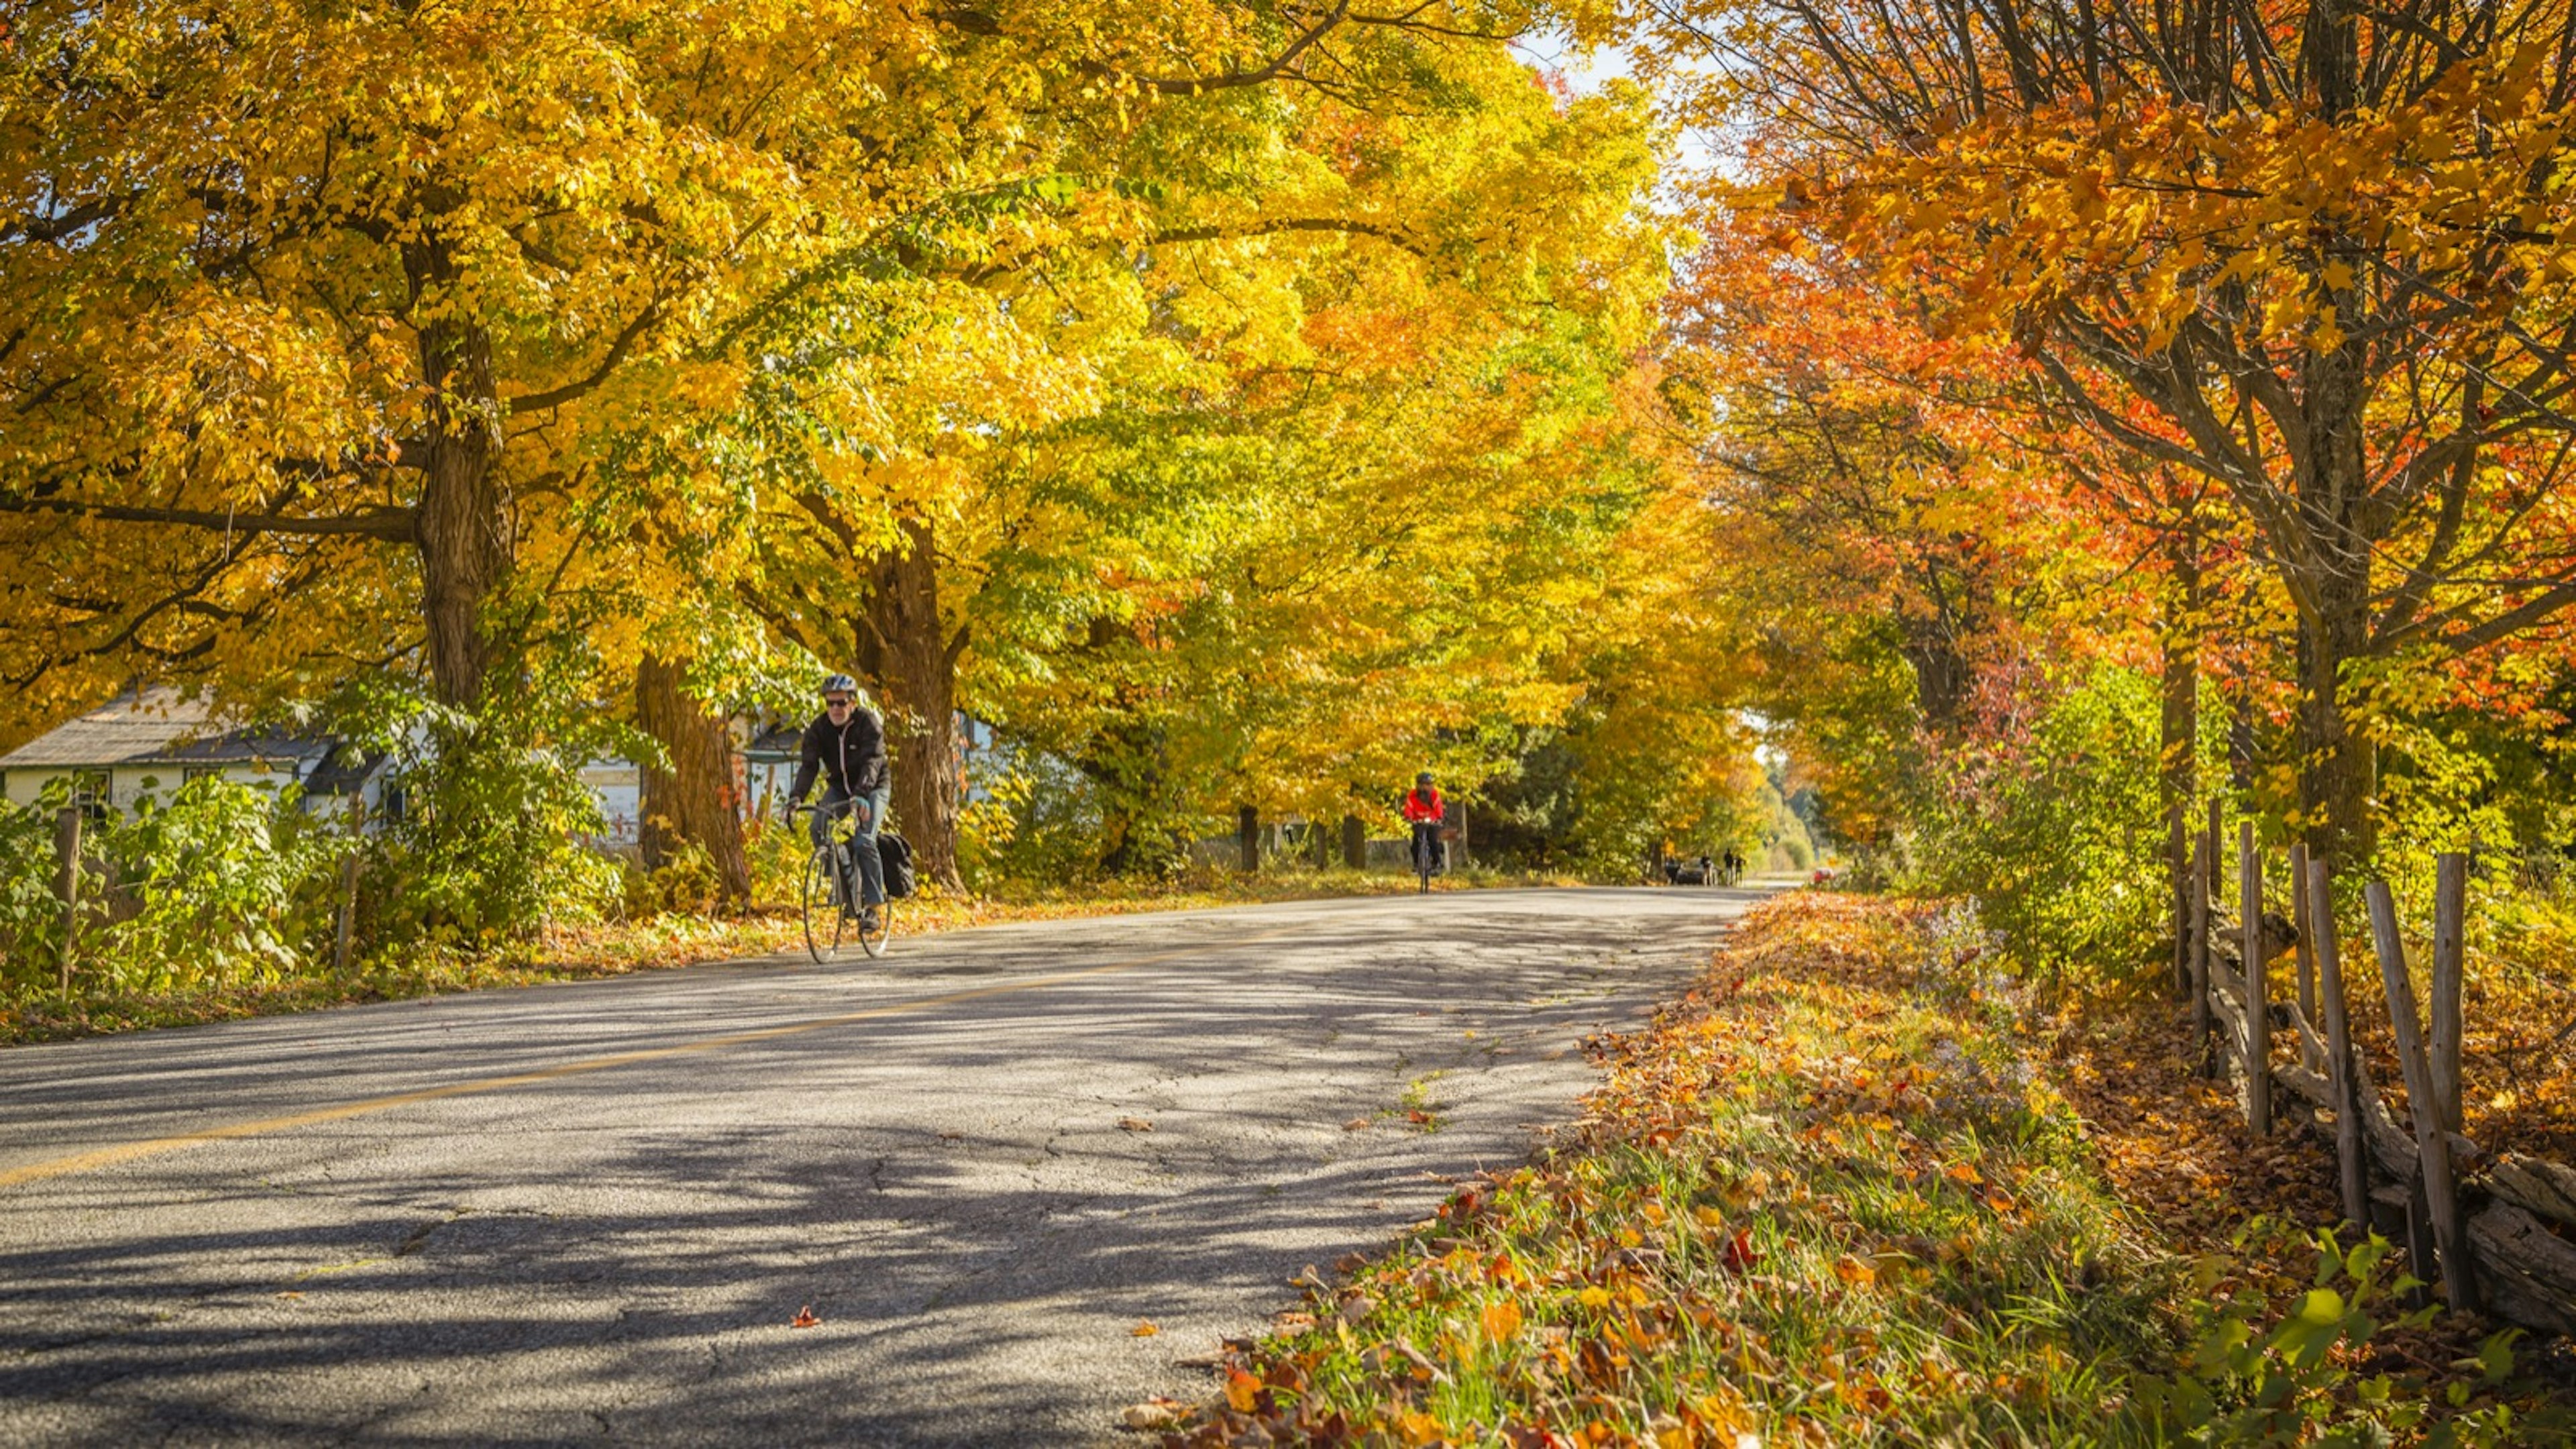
[1509,31,1726,180]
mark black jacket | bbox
[789,709,888,801]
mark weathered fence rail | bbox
[2180,822,2576,1336]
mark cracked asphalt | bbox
[0,885,1760,1446]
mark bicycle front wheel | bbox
[802,849,848,963]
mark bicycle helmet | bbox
[1415,771,1434,788]
[820,672,859,699]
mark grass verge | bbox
[1159,893,2565,1447]
[0,865,1571,1046]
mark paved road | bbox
[0,886,1758,1447]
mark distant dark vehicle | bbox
[1662,854,1718,887]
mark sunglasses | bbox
[824,696,853,708]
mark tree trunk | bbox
[2299,569,2378,866]
[2292,235,2377,865]
[407,240,510,708]
[1238,805,1259,873]
[861,517,965,892]
[635,653,751,908]
[2160,529,2200,1000]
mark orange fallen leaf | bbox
[1833,1253,1877,1288]
[1130,1320,1159,1337]
[1224,1366,1263,1413]
[1118,1117,1153,1132]
[790,1304,820,1329]
[1344,1117,1371,1130]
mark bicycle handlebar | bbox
[788,798,869,819]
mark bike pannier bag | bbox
[879,830,916,899]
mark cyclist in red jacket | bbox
[1403,771,1446,877]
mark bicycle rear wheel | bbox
[802,849,849,963]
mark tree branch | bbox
[1148,216,1428,256]
[0,493,418,541]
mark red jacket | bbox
[1402,787,1444,824]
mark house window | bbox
[70,771,111,823]
[182,765,225,789]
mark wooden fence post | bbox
[2241,821,2271,1136]
[2365,879,2478,1312]
[2431,853,2467,1136]
[2190,834,2212,1055]
[2308,859,2371,1232]
[53,805,80,998]
[333,853,359,975]
[2205,797,2222,897]
[332,795,364,975]
[2291,841,2316,1022]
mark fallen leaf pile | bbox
[2052,971,2559,1405]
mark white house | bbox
[0,689,387,818]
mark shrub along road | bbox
[0,886,1760,1446]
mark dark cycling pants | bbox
[1410,821,1444,875]
[808,785,890,908]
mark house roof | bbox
[0,689,336,771]
[743,723,804,761]
[301,748,390,796]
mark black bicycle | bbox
[1409,818,1448,894]
[791,800,891,961]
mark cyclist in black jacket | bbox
[785,674,890,926]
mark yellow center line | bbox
[0,924,1303,1192]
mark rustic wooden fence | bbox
[2179,812,2576,1335]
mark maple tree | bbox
[0,0,1509,718]
[9,0,1735,898]
[721,32,1692,880]
[1609,0,2576,865]
[1662,205,2143,850]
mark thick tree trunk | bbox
[407,241,511,708]
[2294,228,2377,865]
[1238,805,1259,873]
[861,517,965,892]
[635,653,751,907]
[2299,590,2378,867]
[1900,616,1974,734]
